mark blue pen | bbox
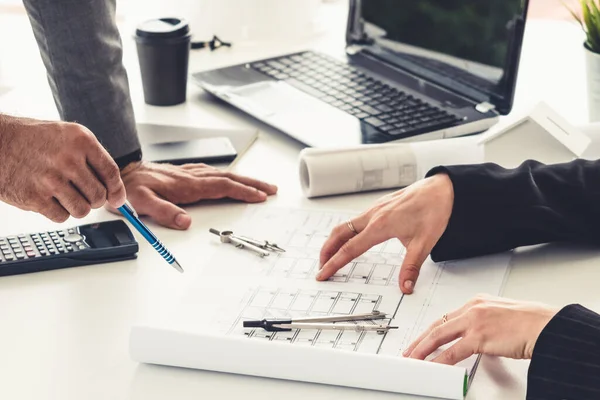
[118,202,184,273]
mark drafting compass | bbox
[209,228,286,257]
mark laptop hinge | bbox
[475,101,496,114]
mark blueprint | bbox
[131,206,512,400]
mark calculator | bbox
[0,220,139,276]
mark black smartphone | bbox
[141,137,238,165]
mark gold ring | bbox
[346,220,358,235]
[441,313,448,324]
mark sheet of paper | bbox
[299,137,483,198]
[130,207,511,400]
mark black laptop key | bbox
[379,125,396,133]
[376,104,393,113]
[285,79,326,99]
[364,117,386,128]
[358,105,381,116]
[389,128,409,136]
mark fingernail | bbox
[175,213,191,228]
[404,280,414,291]
[402,349,409,357]
[315,270,324,281]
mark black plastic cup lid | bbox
[136,18,190,39]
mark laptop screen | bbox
[355,0,527,113]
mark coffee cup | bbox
[134,18,191,106]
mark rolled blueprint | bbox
[299,136,482,198]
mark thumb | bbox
[399,240,430,294]
[130,189,192,230]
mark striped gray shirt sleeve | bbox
[22,0,141,159]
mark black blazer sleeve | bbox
[427,159,600,262]
[425,160,600,398]
[527,304,600,400]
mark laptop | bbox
[193,0,529,147]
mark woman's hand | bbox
[317,173,454,294]
[403,295,558,364]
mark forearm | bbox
[22,0,140,158]
[428,159,600,261]
[527,304,600,399]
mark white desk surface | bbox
[0,4,599,399]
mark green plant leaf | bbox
[588,1,600,51]
[592,2,600,44]
[564,0,583,25]
[581,0,600,51]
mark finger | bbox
[71,166,108,209]
[40,198,70,223]
[399,240,431,294]
[54,183,92,219]
[316,226,386,281]
[432,338,475,365]
[86,147,126,208]
[180,163,214,171]
[129,187,191,230]
[319,216,369,268]
[188,170,278,195]
[201,178,268,203]
[222,173,278,195]
[407,316,467,361]
[403,305,469,357]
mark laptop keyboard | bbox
[250,51,463,138]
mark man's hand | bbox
[118,161,278,229]
[0,115,126,222]
[317,173,454,294]
[403,295,558,364]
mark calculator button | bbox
[15,254,25,259]
[26,251,36,257]
[68,229,75,234]
[64,234,84,243]
[5,255,14,261]
[78,245,86,250]
[1,245,8,250]
[58,231,66,237]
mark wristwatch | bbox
[115,149,142,170]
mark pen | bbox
[118,202,184,273]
